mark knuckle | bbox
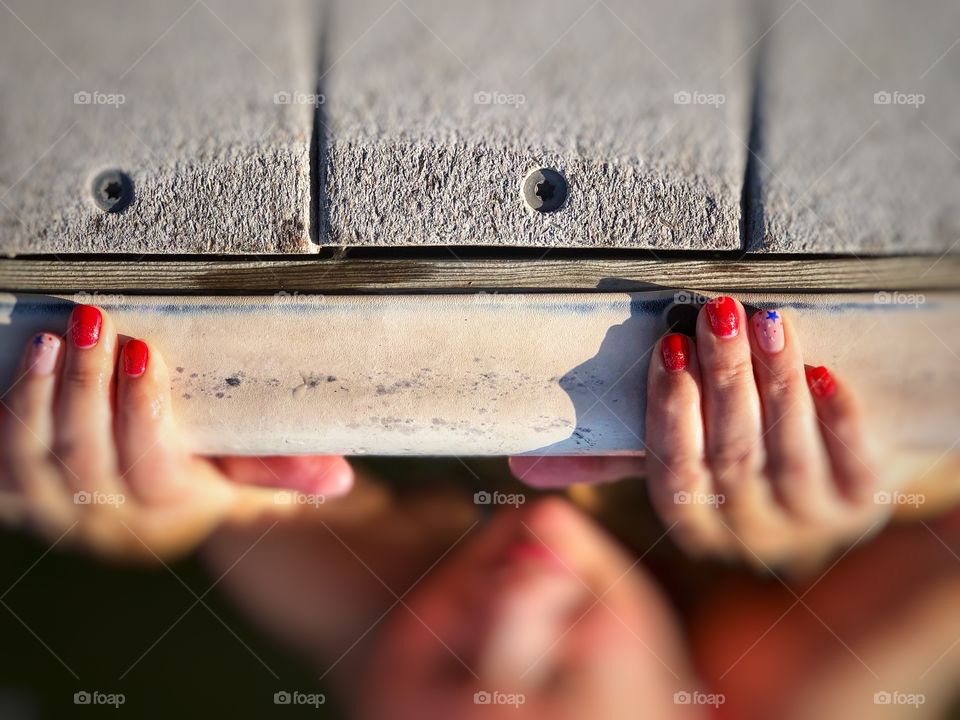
[651,456,709,492]
[61,364,110,394]
[767,455,815,484]
[709,443,763,481]
[762,365,806,403]
[705,355,754,393]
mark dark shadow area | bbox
[522,285,676,455]
[740,0,771,253]
[310,0,333,246]
[0,528,342,720]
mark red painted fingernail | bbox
[661,333,690,373]
[70,305,102,349]
[805,366,837,399]
[123,339,149,378]
[705,296,739,338]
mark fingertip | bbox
[660,333,692,374]
[805,365,838,399]
[20,333,62,377]
[509,456,644,487]
[218,456,355,499]
[700,295,744,340]
[121,338,150,378]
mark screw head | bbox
[522,167,568,213]
[91,169,133,213]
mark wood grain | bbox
[1,256,958,293]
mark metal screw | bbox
[91,169,133,213]
[522,167,567,213]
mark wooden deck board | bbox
[750,0,960,254]
[0,0,317,255]
[1,256,958,293]
[321,0,751,250]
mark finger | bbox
[644,333,725,548]
[696,297,768,509]
[805,365,878,503]
[749,309,835,518]
[0,333,73,522]
[216,456,355,500]
[115,338,187,504]
[507,456,645,488]
[54,304,123,497]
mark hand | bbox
[695,507,960,720]
[0,304,353,561]
[513,297,887,567]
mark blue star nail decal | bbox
[765,310,779,321]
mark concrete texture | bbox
[0,0,316,254]
[1,292,958,455]
[749,0,960,254]
[321,0,751,249]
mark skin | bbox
[0,304,354,561]
[203,496,709,720]
[694,507,960,720]
[512,297,891,567]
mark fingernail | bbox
[806,366,837,399]
[70,305,102,349]
[705,296,739,338]
[752,308,785,354]
[26,334,61,376]
[661,333,690,373]
[122,339,149,378]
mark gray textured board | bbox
[750,0,960,254]
[321,0,752,250]
[0,0,316,254]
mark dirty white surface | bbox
[751,0,960,253]
[1,292,957,455]
[0,0,315,254]
[323,0,751,249]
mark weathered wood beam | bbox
[1,256,958,293]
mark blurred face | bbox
[353,498,702,720]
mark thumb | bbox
[216,456,354,500]
[508,456,645,488]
